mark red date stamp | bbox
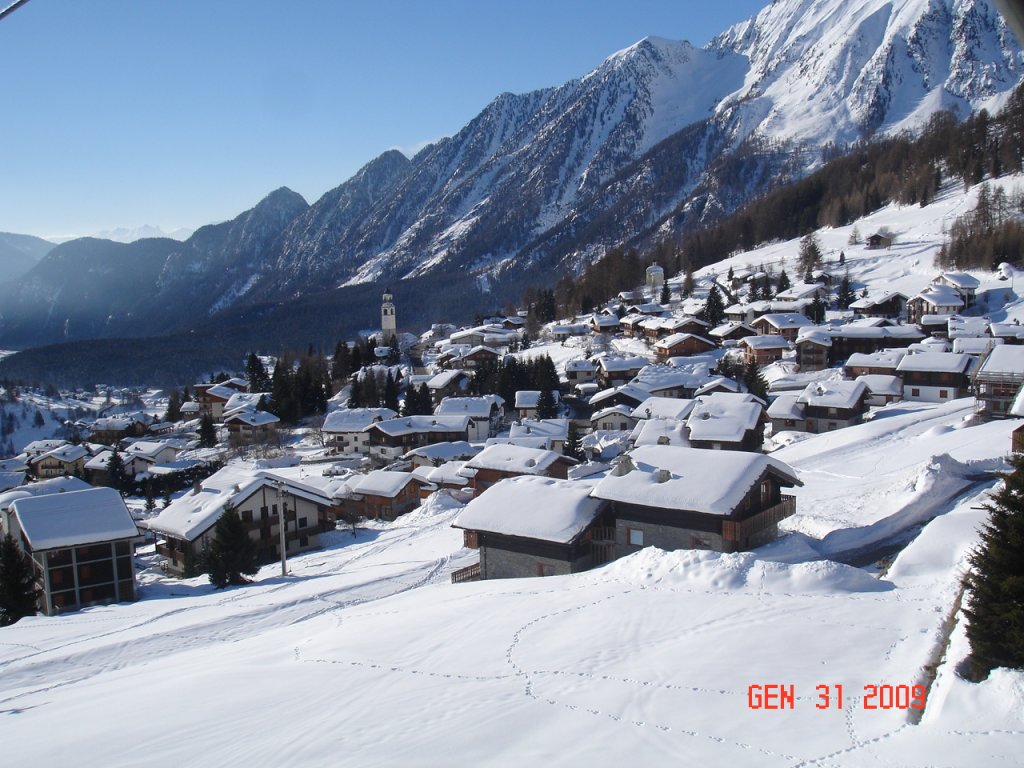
[747,684,926,710]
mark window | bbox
[911,388,920,397]
[939,390,948,399]
[690,535,712,549]
[241,510,252,522]
[260,506,268,520]
[299,517,308,529]
[536,562,556,577]
[627,528,644,547]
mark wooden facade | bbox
[32,538,137,616]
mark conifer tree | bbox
[207,506,259,589]
[536,386,558,420]
[798,233,824,276]
[198,414,217,448]
[961,455,1024,680]
[164,389,182,423]
[565,421,583,461]
[0,534,38,625]
[704,285,725,327]
[245,352,271,393]
[682,270,695,298]
[107,446,129,493]
[808,294,826,323]
[383,370,400,413]
[659,281,671,305]
[776,269,791,295]
[742,359,769,402]
[348,376,364,409]
[837,272,856,309]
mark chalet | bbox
[843,349,907,378]
[449,324,519,349]
[775,283,827,302]
[619,314,647,338]
[849,290,908,320]
[642,315,711,343]
[794,380,869,432]
[632,364,713,399]
[918,314,954,338]
[685,393,765,452]
[933,272,980,309]
[588,314,621,334]
[460,346,501,370]
[974,345,1024,420]
[506,418,570,453]
[709,321,757,345]
[866,232,893,249]
[953,337,1003,357]
[990,322,1024,344]
[564,358,598,385]
[435,396,504,441]
[411,460,471,499]
[224,410,281,444]
[595,356,648,387]
[896,352,973,402]
[948,316,991,339]
[654,333,717,360]
[342,470,426,521]
[629,416,689,448]
[453,476,612,579]
[21,439,71,460]
[194,382,247,421]
[628,302,669,317]
[364,415,472,466]
[147,464,328,576]
[426,369,471,406]
[4,487,140,616]
[907,284,963,324]
[739,335,790,366]
[30,444,89,479]
[856,374,904,406]
[459,443,576,494]
[751,313,813,341]
[590,446,801,555]
[322,407,398,455]
[632,396,696,422]
[89,415,148,445]
[549,323,590,341]
[402,441,479,468]
[767,394,806,434]
[591,405,639,432]
[588,384,651,411]
[794,331,831,372]
[513,390,561,420]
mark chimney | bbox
[655,468,671,483]
[611,457,635,476]
[192,479,202,495]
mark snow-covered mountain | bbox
[1,0,1020,350]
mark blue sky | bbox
[0,0,767,240]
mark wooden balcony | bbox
[722,495,796,544]
[451,562,481,583]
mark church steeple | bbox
[381,288,396,342]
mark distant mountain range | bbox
[0,0,1021,375]
[0,232,54,286]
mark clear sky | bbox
[0,0,767,240]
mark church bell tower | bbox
[381,288,397,342]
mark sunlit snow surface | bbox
[0,400,1020,765]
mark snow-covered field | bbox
[0,398,1020,766]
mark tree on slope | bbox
[207,505,260,589]
[198,413,217,448]
[961,454,1024,680]
[0,534,38,625]
[704,285,725,328]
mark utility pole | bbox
[275,480,288,577]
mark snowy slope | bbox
[0,397,1020,765]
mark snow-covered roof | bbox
[845,349,907,369]
[896,352,972,374]
[740,335,791,350]
[463,444,572,475]
[912,284,963,308]
[686,397,762,443]
[977,345,1024,376]
[631,418,690,448]
[654,333,716,351]
[590,445,800,514]
[351,470,421,499]
[849,290,907,309]
[366,415,471,437]
[855,374,903,396]
[990,322,1024,340]
[766,394,805,420]
[797,380,867,410]
[402,441,479,462]
[508,419,568,440]
[205,384,239,402]
[591,404,638,422]
[632,397,696,421]
[752,313,813,330]
[22,439,68,455]
[323,407,398,433]
[596,355,649,372]
[224,410,280,427]
[84,450,114,471]
[795,328,832,346]
[709,321,755,338]
[12,487,138,550]
[32,444,88,465]
[435,396,500,419]
[589,384,652,407]
[0,476,92,511]
[413,461,470,488]
[453,475,603,544]
[565,359,598,372]
[147,463,332,541]
[952,337,1002,355]
[427,369,467,389]
[0,471,25,493]
[937,272,980,290]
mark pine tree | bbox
[704,285,725,327]
[107,447,129,493]
[808,294,826,323]
[536,387,558,419]
[164,389,182,423]
[742,359,769,402]
[245,352,271,393]
[961,454,1024,680]
[837,272,856,309]
[348,376,364,409]
[0,534,38,625]
[776,269,791,295]
[659,281,671,305]
[383,370,400,412]
[565,421,583,461]
[207,506,260,589]
[682,270,695,298]
[198,414,217,448]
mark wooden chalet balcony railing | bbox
[722,495,796,544]
[451,562,481,583]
